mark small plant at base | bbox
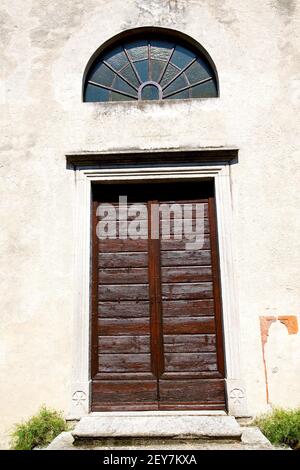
[10,406,67,450]
[254,407,300,449]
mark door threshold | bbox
[73,413,241,441]
[89,410,227,417]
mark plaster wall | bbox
[0,0,300,448]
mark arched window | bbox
[83,29,218,102]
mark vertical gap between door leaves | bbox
[148,200,164,405]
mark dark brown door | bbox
[91,182,226,411]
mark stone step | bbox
[72,413,242,441]
[47,427,274,450]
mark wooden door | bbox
[91,182,226,411]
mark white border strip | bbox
[69,162,247,418]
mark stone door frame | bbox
[67,149,248,417]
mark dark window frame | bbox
[83,27,219,103]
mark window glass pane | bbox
[112,76,138,97]
[134,59,149,83]
[111,91,136,101]
[119,64,139,88]
[85,84,110,102]
[103,46,128,71]
[191,80,217,98]
[165,89,189,100]
[160,63,178,88]
[171,45,195,69]
[185,58,212,85]
[150,59,165,82]
[126,40,148,61]
[88,63,115,87]
[163,74,188,96]
[150,40,173,60]
[141,84,160,101]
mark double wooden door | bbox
[91,182,226,411]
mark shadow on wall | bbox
[259,315,300,407]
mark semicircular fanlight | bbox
[84,37,218,102]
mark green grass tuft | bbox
[10,406,67,450]
[254,407,300,449]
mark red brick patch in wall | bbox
[259,315,299,403]
[278,315,299,335]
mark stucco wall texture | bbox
[0,0,300,448]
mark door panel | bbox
[159,379,225,407]
[92,224,157,410]
[158,197,224,408]
[92,381,158,410]
[91,182,226,411]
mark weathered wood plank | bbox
[92,380,157,403]
[92,403,159,411]
[98,353,151,373]
[161,250,211,266]
[99,239,148,252]
[93,372,155,381]
[98,284,149,301]
[163,317,216,335]
[159,199,208,206]
[98,317,150,336]
[161,266,212,283]
[160,234,210,251]
[162,299,214,317]
[98,301,150,317]
[164,334,216,352]
[160,218,210,235]
[159,203,208,219]
[98,335,150,353]
[96,207,149,222]
[164,352,218,372]
[161,371,223,380]
[99,267,148,284]
[98,252,148,268]
[161,282,213,300]
[159,379,225,404]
